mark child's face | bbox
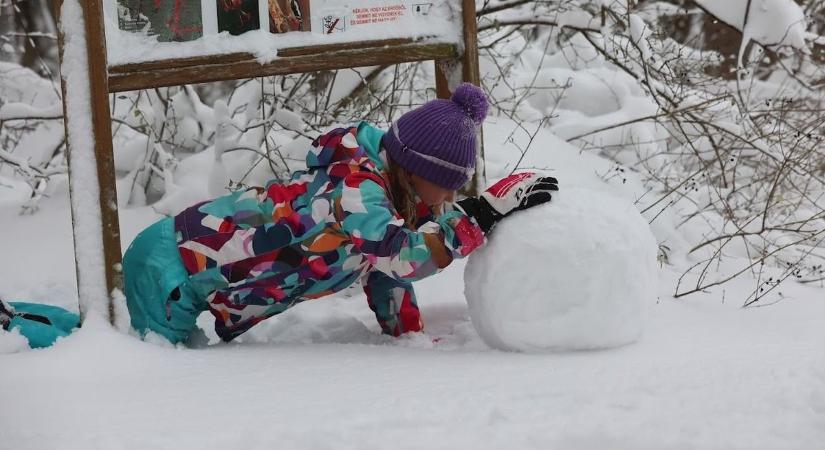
[410,174,456,207]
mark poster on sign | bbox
[216,0,260,34]
[216,0,311,34]
[115,0,443,40]
[116,0,311,38]
[312,0,436,35]
[117,0,204,41]
[270,0,311,32]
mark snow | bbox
[0,61,61,107]
[208,100,231,197]
[1,261,825,449]
[0,102,62,121]
[694,0,807,50]
[0,62,65,173]
[628,13,652,61]
[465,187,657,352]
[0,327,29,353]
[0,179,78,311]
[58,0,110,321]
[273,108,306,132]
[0,175,32,204]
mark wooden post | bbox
[434,59,455,100]
[435,0,484,194]
[460,0,481,86]
[55,0,122,324]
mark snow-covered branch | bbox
[0,103,63,121]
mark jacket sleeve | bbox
[336,171,486,283]
[362,271,422,336]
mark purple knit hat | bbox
[381,83,489,190]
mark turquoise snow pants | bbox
[122,217,208,344]
[2,302,80,348]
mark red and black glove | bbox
[457,172,558,234]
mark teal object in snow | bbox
[122,217,208,344]
[5,302,80,349]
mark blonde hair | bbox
[385,156,418,229]
[385,153,446,229]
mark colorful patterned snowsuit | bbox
[174,122,485,342]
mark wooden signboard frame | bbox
[54,0,481,324]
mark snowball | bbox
[465,187,658,352]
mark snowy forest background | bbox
[3,0,825,302]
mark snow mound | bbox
[0,327,30,354]
[465,187,658,352]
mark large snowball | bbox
[465,187,658,352]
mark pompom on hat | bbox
[381,83,489,190]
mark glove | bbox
[457,172,558,234]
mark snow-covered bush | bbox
[475,0,825,302]
[0,62,64,213]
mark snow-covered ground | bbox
[2,262,825,450]
[2,117,824,449]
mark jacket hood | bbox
[305,122,386,170]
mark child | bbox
[2,84,558,347]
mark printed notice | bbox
[350,3,406,26]
[311,0,442,35]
